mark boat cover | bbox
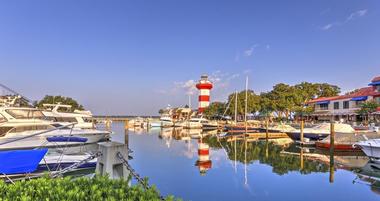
[0,149,48,174]
[47,136,88,143]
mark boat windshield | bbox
[8,125,53,133]
[6,109,46,120]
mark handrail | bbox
[0,123,77,146]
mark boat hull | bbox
[285,132,329,141]
[316,141,361,151]
[355,140,380,159]
[0,130,109,150]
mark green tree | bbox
[356,100,380,124]
[35,95,84,112]
[225,90,261,116]
[203,102,226,117]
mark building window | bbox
[376,85,380,92]
[334,102,339,110]
[343,101,349,109]
[319,103,328,110]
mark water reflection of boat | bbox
[354,162,380,195]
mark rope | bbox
[116,152,165,201]
[50,151,102,178]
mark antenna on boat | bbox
[235,90,238,124]
[244,76,248,134]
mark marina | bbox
[1,1,380,200]
[1,74,380,200]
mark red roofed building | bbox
[307,76,380,122]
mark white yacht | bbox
[354,139,380,161]
[176,118,203,129]
[160,115,174,128]
[42,104,94,129]
[0,107,109,150]
[177,117,218,130]
[128,117,144,127]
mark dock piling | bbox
[96,142,130,180]
[265,119,269,140]
[124,119,129,130]
[329,121,335,183]
[300,120,304,144]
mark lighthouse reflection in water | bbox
[110,123,380,201]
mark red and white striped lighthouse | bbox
[195,75,213,113]
[195,139,212,175]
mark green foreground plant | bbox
[0,175,179,201]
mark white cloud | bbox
[322,23,334,30]
[321,9,368,31]
[174,79,197,95]
[346,9,368,21]
[244,44,259,57]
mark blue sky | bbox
[1,0,379,115]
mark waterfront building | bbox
[307,76,380,122]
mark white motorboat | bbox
[128,117,144,127]
[176,117,217,130]
[354,139,380,160]
[0,107,109,150]
[286,123,355,141]
[176,118,203,129]
[42,103,94,129]
[160,115,174,128]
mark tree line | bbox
[203,82,341,119]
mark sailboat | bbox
[225,78,259,134]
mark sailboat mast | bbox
[244,77,248,134]
[234,91,238,124]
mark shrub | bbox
[0,175,179,201]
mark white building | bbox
[307,76,380,122]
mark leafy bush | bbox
[0,175,178,201]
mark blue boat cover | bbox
[369,81,380,86]
[351,96,368,101]
[316,100,330,104]
[0,149,48,174]
[47,136,88,143]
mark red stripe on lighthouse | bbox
[199,96,210,101]
[198,149,210,155]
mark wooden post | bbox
[106,119,111,131]
[265,119,269,140]
[124,119,129,130]
[124,128,129,145]
[329,121,335,183]
[300,148,304,170]
[300,120,304,144]
[330,122,335,153]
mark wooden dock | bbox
[223,132,289,141]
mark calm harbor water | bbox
[108,122,380,201]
